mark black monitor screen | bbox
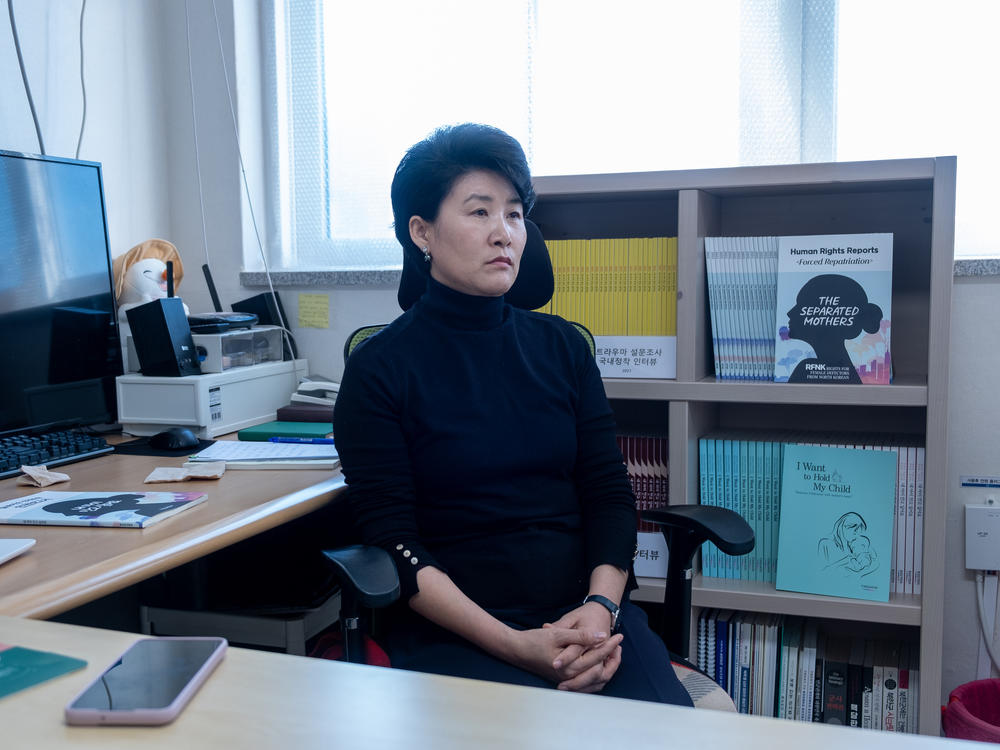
[0,150,122,434]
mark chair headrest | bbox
[397,218,554,312]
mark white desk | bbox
[0,616,983,749]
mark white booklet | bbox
[188,440,339,466]
[0,491,206,529]
[0,538,35,565]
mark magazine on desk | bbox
[0,491,207,529]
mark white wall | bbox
[943,276,1000,699]
[2,0,997,711]
[0,0,173,257]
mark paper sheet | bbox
[298,293,329,328]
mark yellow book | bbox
[617,237,628,336]
[564,240,581,320]
[549,239,565,319]
[597,237,610,336]
[581,238,591,330]
[588,238,600,335]
[667,236,678,337]
[655,236,668,336]
[637,237,652,336]
[626,238,639,336]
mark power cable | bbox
[976,571,1000,674]
[75,0,88,159]
[6,0,46,154]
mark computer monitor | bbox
[0,150,123,434]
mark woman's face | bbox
[410,170,526,298]
[786,303,806,340]
[843,520,862,544]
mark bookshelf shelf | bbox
[634,576,922,626]
[604,378,928,406]
[533,156,955,735]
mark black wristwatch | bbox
[582,594,621,634]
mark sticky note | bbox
[298,293,329,328]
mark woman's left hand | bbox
[543,601,620,690]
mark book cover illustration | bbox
[774,233,893,384]
[775,444,897,602]
[0,490,207,528]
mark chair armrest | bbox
[641,505,754,656]
[641,505,754,557]
[322,545,400,608]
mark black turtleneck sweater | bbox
[332,278,637,615]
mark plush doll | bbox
[111,239,190,322]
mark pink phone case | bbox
[64,636,227,726]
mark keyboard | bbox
[0,430,114,480]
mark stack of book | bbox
[541,237,677,378]
[698,431,924,598]
[705,233,893,383]
[696,612,919,733]
[618,434,669,577]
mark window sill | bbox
[240,269,402,288]
[954,258,1000,278]
[241,259,999,289]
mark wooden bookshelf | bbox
[532,157,955,735]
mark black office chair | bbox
[325,219,754,708]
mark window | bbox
[258,0,997,271]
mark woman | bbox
[333,123,691,705]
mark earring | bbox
[422,247,431,263]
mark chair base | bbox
[671,661,736,711]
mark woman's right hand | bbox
[504,626,623,688]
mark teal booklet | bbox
[775,444,897,602]
[0,644,87,699]
[237,421,332,441]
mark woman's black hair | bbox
[390,123,535,263]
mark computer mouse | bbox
[148,427,201,451]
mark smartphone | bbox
[64,637,227,726]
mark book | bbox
[697,608,711,674]
[773,233,893,384]
[847,637,866,728]
[813,635,826,722]
[188,440,338,464]
[913,445,925,595]
[551,236,677,379]
[881,653,900,731]
[715,610,733,690]
[276,403,335,422]
[861,640,875,729]
[0,490,206,529]
[779,619,801,720]
[821,636,850,725]
[897,643,910,734]
[775,444,897,602]
[237,420,332,441]
[0,644,87,699]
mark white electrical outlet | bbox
[966,504,1000,570]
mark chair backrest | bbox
[343,219,595,362]
[343,324,388,364]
